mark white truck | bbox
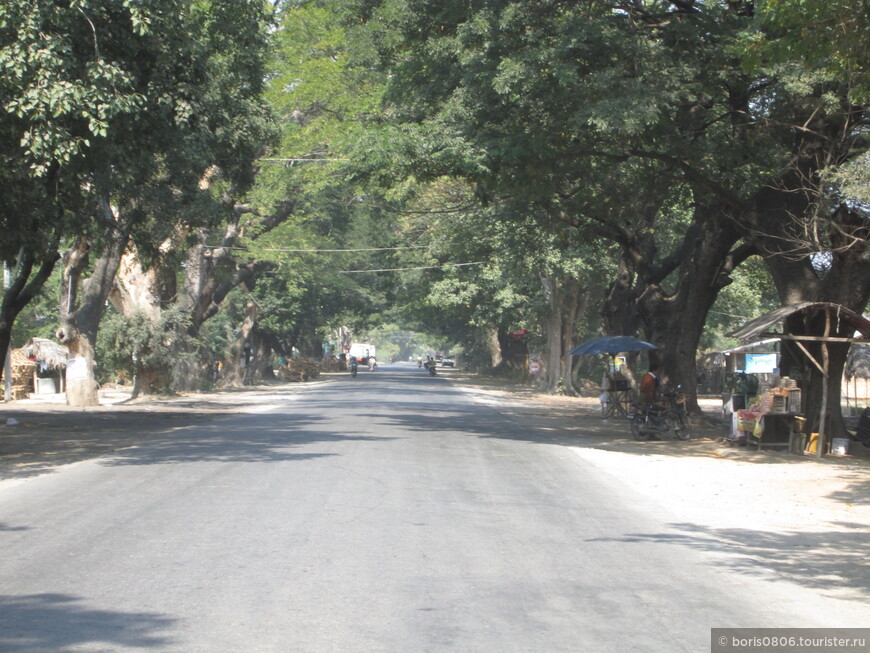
[348,343,376,364]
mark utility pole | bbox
[3,264,11,402]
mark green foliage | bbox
[0,0,150,175]
[5,0,866,389]
[8,268,62,346]
[824,154,870,207]
[700,256,780,352]
[97,306,196,387]
[750,0,870,103]
[1,0,277,394]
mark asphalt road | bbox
[0,364,862,652]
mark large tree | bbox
[347,1,764,403]
[351,1,870,428]
[0,0,141,388]
[1,0,275,404]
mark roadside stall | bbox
[729,302,870,457]
[720,340,778,445]
[22,337,69,395]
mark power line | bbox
[202,245,428,253]
[259,158,349,163]
[340,262,484,273]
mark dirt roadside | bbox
[455,375,870,607]
[0,383,330,482]
[455,376,870,532]
[2,371,869,543]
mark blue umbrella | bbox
[569,335,657,356]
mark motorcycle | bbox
[627,386,691,441]
[424,359,436,376]
[350,359,358,377]
[369,359,377,371]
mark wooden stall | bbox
[21,337,69,395]
[730,302,870,457]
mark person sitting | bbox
[639,364,662,404]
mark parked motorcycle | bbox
[627,386,691,441]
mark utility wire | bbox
[340,262,484,273]
[200,243,481,272]
[202,245,428,253]
[259,158,349,163]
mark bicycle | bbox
[628,386,691,441]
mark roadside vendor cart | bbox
[569,335,657,420]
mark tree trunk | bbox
[560,282,586,394]
[539,273,584,394]
[601,252,641,338]
[485,325,502,368]
[222,299,259,385]
[645,208,751,412]
[108,246,171,397]
[601,199,750,414]
[0,247,60,388]
[542,280,563,392]
[56,197,129,407]
[254,331,276,380]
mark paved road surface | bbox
[0,364,864,652]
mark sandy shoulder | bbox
[572,445,870,533]
[454,378,870,535]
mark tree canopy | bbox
[2,0,869,436]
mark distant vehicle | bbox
[441,358,455,367]
[348,343,375,364]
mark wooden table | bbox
[602,388,632,418]
[749,412,804,453]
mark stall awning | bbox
[729,302,870,343]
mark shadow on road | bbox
[98,410,395,467]
[0,593,177,652]
[585,521,870,599]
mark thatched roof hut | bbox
[22,337,69,370]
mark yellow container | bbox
[807,433,819,453]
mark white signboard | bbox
[745,353,777,374]
[66,357,88,380]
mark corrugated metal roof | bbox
[729,302,870,342]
